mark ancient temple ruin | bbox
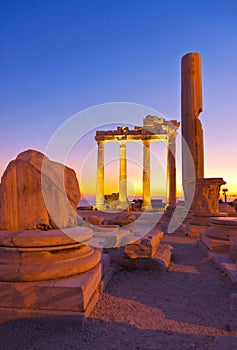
[94,116,180,210]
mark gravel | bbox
[0,235,237,350]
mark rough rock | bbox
[0,150,80,230]
[120,229,164,259]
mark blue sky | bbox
[1,0,237,197]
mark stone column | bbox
[181,52,204,208]
[95,141,105,210]
[119,141,128,208]
[166,134,176,206]
[142,140,152,210]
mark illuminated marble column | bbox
[181,52,204,209]
[166,134,177,206]
[142,140,152,210]
[119,141,128,208]
[95,140,105,210]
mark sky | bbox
[0,0,237,202]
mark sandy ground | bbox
[1,235,237,350]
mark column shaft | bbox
[181,52,204,209]
[142,140,152,209]
[95,141,105,210]
[119,141,127,207]
[167,135,176,206]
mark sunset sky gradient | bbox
[1,1,237,202]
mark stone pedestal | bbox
[197,218,237,286]
[0,227,111,320]
[187,212,228,238]
[200,217,237,253]
[185,178,227,238]
[219,203,237,217]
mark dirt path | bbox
[1,236,237,349]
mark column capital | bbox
[97,140,104,147]
[143,139,151,148]
[119,140,127,148]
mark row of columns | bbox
[95,137,177,210]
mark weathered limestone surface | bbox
[200,232,230,253]
[198,217,237,285]
[120,229,164,259]
[0,226,112,319]
[186,178,227,238]
[192,178,226,215]
[121,243,173,271]
[0,151,112,319]
[0,150,80,230]
[200,217,237,253]
[0,253,111,319]
[197,239,237,284]
[119,229,172,270]
[181,52,204,207]
[0,261,102,311]
[0,227,100,282]
[219,203,237,217]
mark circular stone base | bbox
[0,227,101,282]
[204,217,237,241]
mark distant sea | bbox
[77,195,185,207]
[77,195,236,208]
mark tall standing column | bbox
[119,141,128,208]
[167,134,177,206]
[95,141,105,210]
[142,140,152,210]
[181,52,204,208]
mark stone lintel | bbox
[94,118,180,143]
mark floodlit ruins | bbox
[94,116,180,210]
[0,53,237,350]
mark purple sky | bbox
[1,0,237,197]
